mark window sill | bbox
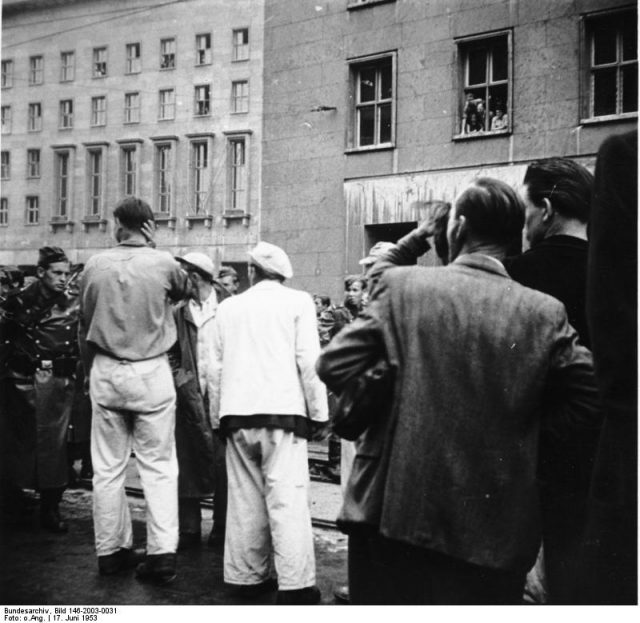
[58,127,73,131]
[348,0,396,10]
[81,217,107,233]
[222,210,251,227]
[158,118,176,122]
[159,67,176,71]
[453,129,511,141]
[194,113,211,118]
[345,143,395,155]
[123,121,140,125]
[231,110,249,115]
[186,214,213,229]
[231,58,249,63]
[26,221,40,226]
[26,176,41,180]
[195,63,212,68]
[124,71,141,76]
[580,112,637,126]
[49,218,74,233]
[154,214,177,229]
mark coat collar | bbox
[452,253,510,278]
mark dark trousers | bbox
[212,433,227,535]
[348,529,526,605]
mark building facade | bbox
[260,0,637,300]
[1,0,638,300]
[1,0,264,286]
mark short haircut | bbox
[314,295,331,307]
[113,196,154,231]
[431,201,451,263]
[454,177,525,247]
[250,261,284,283]
[523,157,594,223]
[218,266,238,280]
[344,275,367,291]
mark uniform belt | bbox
[11,355,77,377]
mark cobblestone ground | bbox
[0,487,348,606]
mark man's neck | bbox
[195,283,213,304]
[459,241,508,261]
[118,231,147,245]
[545,218,588,241]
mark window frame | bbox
[60,51,75,82]
[124,91,141,124]
[225,133,249,214]
[189,139,210,214]
[26,195,40,225]
[118,141,141,197]
[0,197,8,227]
[86,147,105,218]
[92,46,108,78]
[231,80,249,114]
[160,37,176,70]
[53,150,72,220]
[27,149,41,179]
[1,106,12,134]
[1,59,13,88]
[29,55,44,85]
[152,139,176,214]
[195,33,212,66]
[232,28,250,62]
[59,99,74,129]
[194,84,211,117]
[1,151,10,180]
[347,51,397,152]
[125,42,142,74]
[158,88,176,120]
[91,96,107,127]
[581,8,638,122]
[454,29,513,139]
[28,102,43,132]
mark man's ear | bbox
[36,266,45,279]
[541,198,555,223]
[455,214,468,242]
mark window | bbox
[91,96,106,126]
[26,196,39,224]
[29,55,44,85]
[28,103,42,132]
[87,149,103,217]
[60,51,75,81]
[194,84,211,116]
[1,106,11,134]
[155,143,173,213]
[124,92,140,123]
[27,149,40,178]
[1,151,9,179]
[196,33,212,65]
[190,141,209,213]
[232,28,249,61]
[0,198,7,226]
[93,47,107,77]
[1,59,13,88]
[159,89,175,119]
[231,80,249,113]
[160,38,176,69]
[120,145,138,196]
[228,136,247,212]
[458,33,510,135]
[126,43,141,74]
[55,152,70,218]
[59,99,74,129]
[585,9,638,118]
[349,53,395,148]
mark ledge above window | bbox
[347,0,396,10]
[453,128,511,142]
[186,214,213,229]
[345,143,395,155]
[81,215,108,232]
[153,213,177,229]
[222,209,251,227]
[580,112,638,126]
[49,217,74,233]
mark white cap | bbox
[358,241,397,266]
[176,252,215,280]
[248,241,293,280]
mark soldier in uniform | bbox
[0,246,79,533]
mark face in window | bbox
[346,280,365,308]
[521,184,548,248]
[38,261,70,294]
[220,274,239,295]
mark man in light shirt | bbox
[210,241,328,605]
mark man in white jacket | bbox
[210,241,329,605]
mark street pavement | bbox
[0,472,348,606]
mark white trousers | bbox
[90,352,178,557]
[224,428,316,590]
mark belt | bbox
[10,355,77,378]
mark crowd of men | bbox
[0,129,636,605]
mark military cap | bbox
[38,246,69,267]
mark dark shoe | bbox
[178,532,201,551]
[207,528,225,548]
[135,553,177,586]
[276,585,321,605]
[333,584,350,603]
[98,548,146,575]
[41,508,68,533]
[227,578,278,599]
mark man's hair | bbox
[250,261,284,283]
[344,275,367,291]
[218,266,238,280]
[454,177,525,247]
[113,196,154,231]
[314,295,331,307]
[431,201,451,263]
[523,158,594,223]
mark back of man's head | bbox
[455,178,525,247]
[113,196,154,231]
[523,158,594,223]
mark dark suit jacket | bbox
[317,253,599,573]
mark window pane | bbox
[358,105,375,146]
[492,39,508,81]
[593,68,617,115]
[622,20,637,61]
[379,102,392,143]
[467,49,487,85]
[622,64,638,112]
[380,63,392,100]
[593,24,617,65]
[359,68,376,103]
